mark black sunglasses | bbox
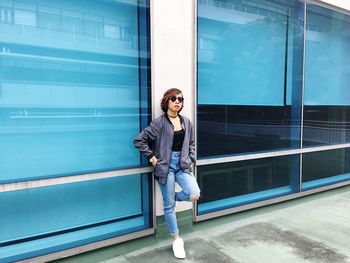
[170,96,184,103]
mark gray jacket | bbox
[134,114,195,184]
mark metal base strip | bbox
[17,228,155,263]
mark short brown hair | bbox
[160,88,184,113]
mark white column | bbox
[151,0,195,216]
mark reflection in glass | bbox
[0,0,150,182]
[0,173,152,261]
[302,148,350,190]
[197,155,300,215]
[197,0,304,158]
[303,5,350,146]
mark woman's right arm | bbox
[133,119,160,161]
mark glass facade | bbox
[0,0,150,183]
[303,5,350,146]
[0,0,151,261]
[197,155,300,215]
[197,0,304,157]
[196,0,350,217]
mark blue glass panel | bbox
[197,155,300,215]
[0,0,150,182]
[0,173,152,262]
[303,5,350,146]
[199,186,292,215]
[302,148,350,191]
[197,0,304,157]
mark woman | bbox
[134,88,200,259]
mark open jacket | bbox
[133,114,195,184]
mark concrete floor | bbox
[101,185,350,263]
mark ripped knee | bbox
[191,194,200,202]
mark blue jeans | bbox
[158,151,200,237]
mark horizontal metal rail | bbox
[196,143,350,166]
[0,166,153,193]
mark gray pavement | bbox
[101,185,350,263]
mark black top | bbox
[172,129,185,151]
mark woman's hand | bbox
[149,156,158,167]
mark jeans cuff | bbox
[170,231,179,237]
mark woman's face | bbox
[167,93,184,113]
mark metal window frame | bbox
[193,0,350,222]
[193,0,200,222]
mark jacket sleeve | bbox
[133,119,160,160]
[189,121,196,162]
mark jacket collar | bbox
[164,113,185,129]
